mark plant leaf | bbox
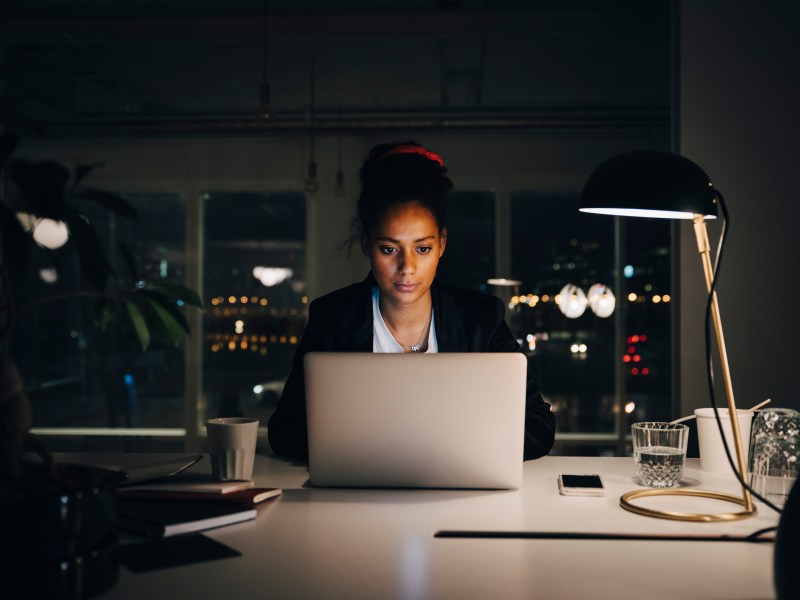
[92,298,114,331]
[72,163,105,188]
[122,298,150,352]
[140,289,191,334]
[69,188,138,220]
[63,210,115,289]
[118,242,141,280]
[144,281,204,308]
[140,294,186,346]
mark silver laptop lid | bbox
[305,352,527,489]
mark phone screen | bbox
[560,474,603,489]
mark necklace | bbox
[409,311,432,352]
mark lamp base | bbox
[620,488,757,522]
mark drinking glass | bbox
[632,422,689,487]
[748,408,800,507]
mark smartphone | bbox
[557,473,606,496]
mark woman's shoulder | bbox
[433,281,517,351]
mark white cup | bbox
[694,408,753,474]
[206,417,259,481]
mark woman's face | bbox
[363,201,447,309]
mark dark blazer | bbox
[267,273,556,461]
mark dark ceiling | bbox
[3,0,672,138]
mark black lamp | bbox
[580,150,755,522]
[581,150,718,219]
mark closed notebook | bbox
[116,499,257,538]
[121,477,254,495]
[117,487,282,505]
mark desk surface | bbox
[99,454,780,600]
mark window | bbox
[620,217,672,425]
[201,191,307,425]
[17,192,187,430]
[510,191,671,450]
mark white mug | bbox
[694,408,753,474]
[206,417,259,481]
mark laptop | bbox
[304,352,527,489]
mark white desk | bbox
[100,454,780,600]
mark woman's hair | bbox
[342,140,453,254]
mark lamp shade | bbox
[580,150,718,220]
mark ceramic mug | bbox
[206,417,259,481]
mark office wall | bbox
[679,1,800,416]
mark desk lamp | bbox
[580,150,755,522]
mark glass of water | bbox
[748,408,800,507]
[632,422,689,487]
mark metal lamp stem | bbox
[692,214,753,511]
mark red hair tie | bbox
[378,145,444,167]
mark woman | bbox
[267,141,556,460]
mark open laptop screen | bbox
[304,352,527,489]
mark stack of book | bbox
[116,477,282,538]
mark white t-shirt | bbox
[372,286,438,353]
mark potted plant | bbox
[0,132,202,596]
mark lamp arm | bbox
[692,214,753,511]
